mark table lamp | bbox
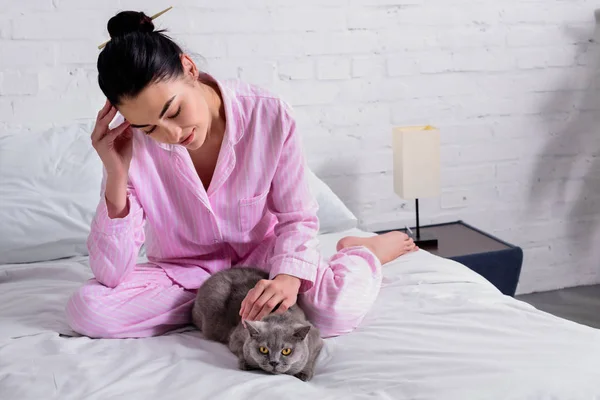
[392,125,441,248]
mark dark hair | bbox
[98,11,184,105]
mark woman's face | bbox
[117,56,210,151]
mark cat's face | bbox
[243,321,311,375]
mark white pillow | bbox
[0,124,357,264]
[306,169,358,234]
[0,123,101,264]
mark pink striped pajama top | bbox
[76,76,382,338]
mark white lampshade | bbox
[392,125,441,200]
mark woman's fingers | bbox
[240,280,268,319]
[96,99,112,121]
[254,293,281,321]
[100,105,119,127]
[107,121,131,139]
[273,298,294,315]
[91,105,119,143]
[246,289,276,321]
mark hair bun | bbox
[107,11,154,39]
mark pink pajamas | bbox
[67,239,381,338]
[66,75,382,338]
[67,264,197,338]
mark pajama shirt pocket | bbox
[238,190,269,233]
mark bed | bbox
[1,125,600,399]
[2,229,600,399]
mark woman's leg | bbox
[300,231,417,337]
[65,263,196,339]
[239,231,416,337]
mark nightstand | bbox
[375,221,523,297]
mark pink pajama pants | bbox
[65,246,382,339]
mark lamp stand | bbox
[413,198,438,248]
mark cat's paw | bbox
[294,371,313,382]
[238,359,252,371]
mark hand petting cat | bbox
[240,274,301,321]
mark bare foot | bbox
[336,231,418,265]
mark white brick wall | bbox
[1,0,600,294]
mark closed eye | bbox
[168,106,181,119]
[142,105,181,134]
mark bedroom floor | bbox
[517,285,600,329]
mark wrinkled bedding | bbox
[1,229,599,400]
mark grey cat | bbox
[192,267,324,381]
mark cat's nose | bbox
[269,361,279,367]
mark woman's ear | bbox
[180,54,199,79]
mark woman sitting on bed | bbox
[65,10,417,339]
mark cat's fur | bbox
[192,267,323,381]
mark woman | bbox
[66,11,417,339]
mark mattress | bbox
[1,228,599,400]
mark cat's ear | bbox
[293,325,311,341]
[245,321,264,338]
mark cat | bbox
[192,267,324,381]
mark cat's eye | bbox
[281,348,292,356]
[259,346,269,354]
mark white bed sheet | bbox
[1,228,599,400]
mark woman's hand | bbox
[91,100,134,218]
[240,274,301,321]
[91,99,133,179]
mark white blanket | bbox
[1,229,599,400]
